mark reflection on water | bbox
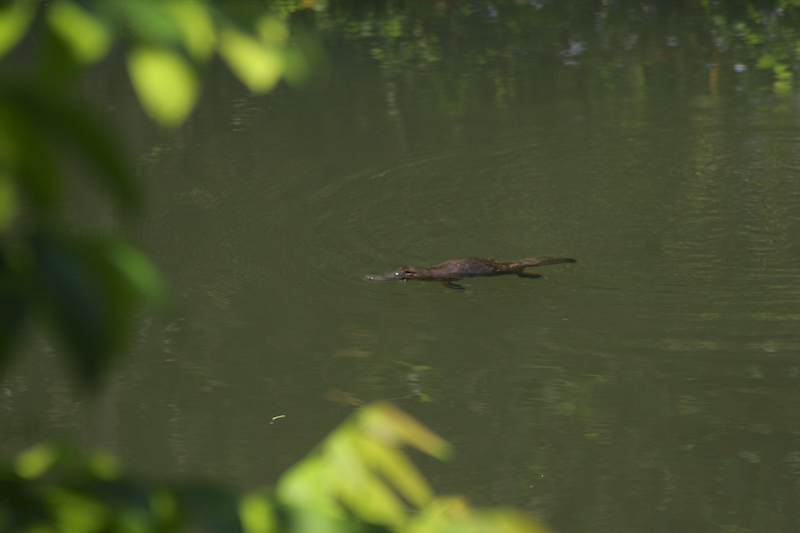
[5,22,800,533]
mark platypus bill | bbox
[367,256,576,290]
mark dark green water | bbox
[4,4,800,532]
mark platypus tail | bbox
[515,257,577,267]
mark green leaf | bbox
[4,83,140,214]
[87,452,122,480]
[256,16,288,46]
[0,169,18,231]
[219,27,284,93]
[277,403,451,529]
[0,0,35,59]
[102,240,171,311]
[0,246,26,372]
[0,94,62,211]
[166,0,216,61]
[127,45,200,127]
[358,437,433,508]
[27,233,167,389]
[47,0,112,64]
[28,234,118,387]
[281,34,321,87]
[28,234,165,386]
[15,443,60,480]
[337,468,408,527]
[409,497,555,533]
[113,0,183,46]
[239,492,276,533]
[47,488,109,532]
[276,456,342,520]
[359,402,452,460]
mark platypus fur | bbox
[367,256,576,290]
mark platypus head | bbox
[366,267,419,282]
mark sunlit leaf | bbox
[408,496,472,533]
[277,405,449,529]
[356,436,433,507]
[326,433,409,525]
[325,431,372,491]
[128,45,199,127]
[87,451,122,480]
[219,27,284,93]
[15,443,59,480]
[276,456,342,519]
[287,511,360,533]
[47,488,108,532]
[359,401,452,459]
[337,466,408,527]
[0,0,35,59]
[166,0,216,61]
[239,492,276,533]
[409,497,555,533]
[47,0,111,64]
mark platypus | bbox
[367,256,576,290]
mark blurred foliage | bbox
[1,403,552,533]
[0,0,315,389]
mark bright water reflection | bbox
[5,27,800,533]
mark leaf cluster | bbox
[2,403,552,533]
[0,0,309,389]
[1,0,307,125]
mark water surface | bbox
[4,8,800,533]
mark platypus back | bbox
[510,257,578,268]
[367,256,576,290]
